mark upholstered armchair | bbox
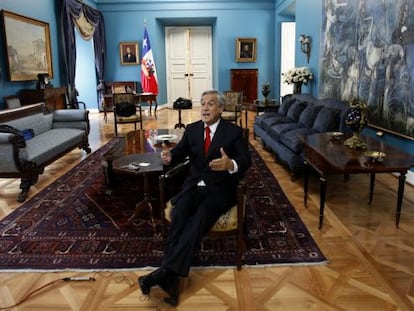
[222,91,243,125]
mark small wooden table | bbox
[102,129,183,226]
[302,133,414,229]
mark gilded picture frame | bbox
[120,42,139,65]
[1,10,53,81]
[236,38,257,63]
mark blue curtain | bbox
[60,0,106,108]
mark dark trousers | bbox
[161,186,230,277]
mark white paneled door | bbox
[165,26,212,106]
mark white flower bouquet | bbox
[282,67,313,85]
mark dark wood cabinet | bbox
[19,87,67,110]
[230,69,258,103]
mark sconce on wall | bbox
[299,35,311,63]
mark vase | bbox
[261,89,270,105]
[293,82,302,94]
[344,100,368,150]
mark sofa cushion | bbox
[312,107,340,132]
[279,127,319,153]
[268,122,305,141]
[298,103,323,128]
[24,128,85,165]
[254,112,281,127]
[261,116,292,132]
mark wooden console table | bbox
[303,133,414,229]
[19,87,67,110]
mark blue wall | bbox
[98,1,276,106]
[1,0,413,168]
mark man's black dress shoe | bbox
[160,275,179,306]
[138,268,167,295]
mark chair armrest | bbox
[52,109,90,133]
[159,158,190,211]
[163,158,190,179]
[0,132,26,172]
[76,101,87,109]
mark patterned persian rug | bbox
[0,138,327,271]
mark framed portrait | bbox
[1,10,53,81]
[236,38,257,63]
[120,42,139,65]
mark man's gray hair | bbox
[201,89,226,107]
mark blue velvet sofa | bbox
[253,94,351,177]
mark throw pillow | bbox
[278,97,297,116]
[312,107,340,132]
[298,103,323,128]
[286,101,307,121]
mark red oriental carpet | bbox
[0,138,327,271]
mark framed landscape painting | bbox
[1,10,53,81]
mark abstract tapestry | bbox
[319,0,414,138]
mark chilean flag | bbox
[141,27,158,94]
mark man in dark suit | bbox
[123,47,137,63]
[138,89,251,306]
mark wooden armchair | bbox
[221,91,243,125]
[112,93,143,136]
[102,81,138,122]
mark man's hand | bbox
[160,143,172,165]
[209,148,234,171]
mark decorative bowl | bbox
[156,134,178,141]
[327,131,343,139]
[364,151,386,162]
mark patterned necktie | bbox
[204,126,211,155]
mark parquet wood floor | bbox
[0,107,413,310]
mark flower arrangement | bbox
[282,67,313,85]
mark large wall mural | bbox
[319,0,414,139]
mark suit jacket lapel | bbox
[196,121,206,157]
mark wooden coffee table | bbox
[102,129,183,225]
[302,133,414,229]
